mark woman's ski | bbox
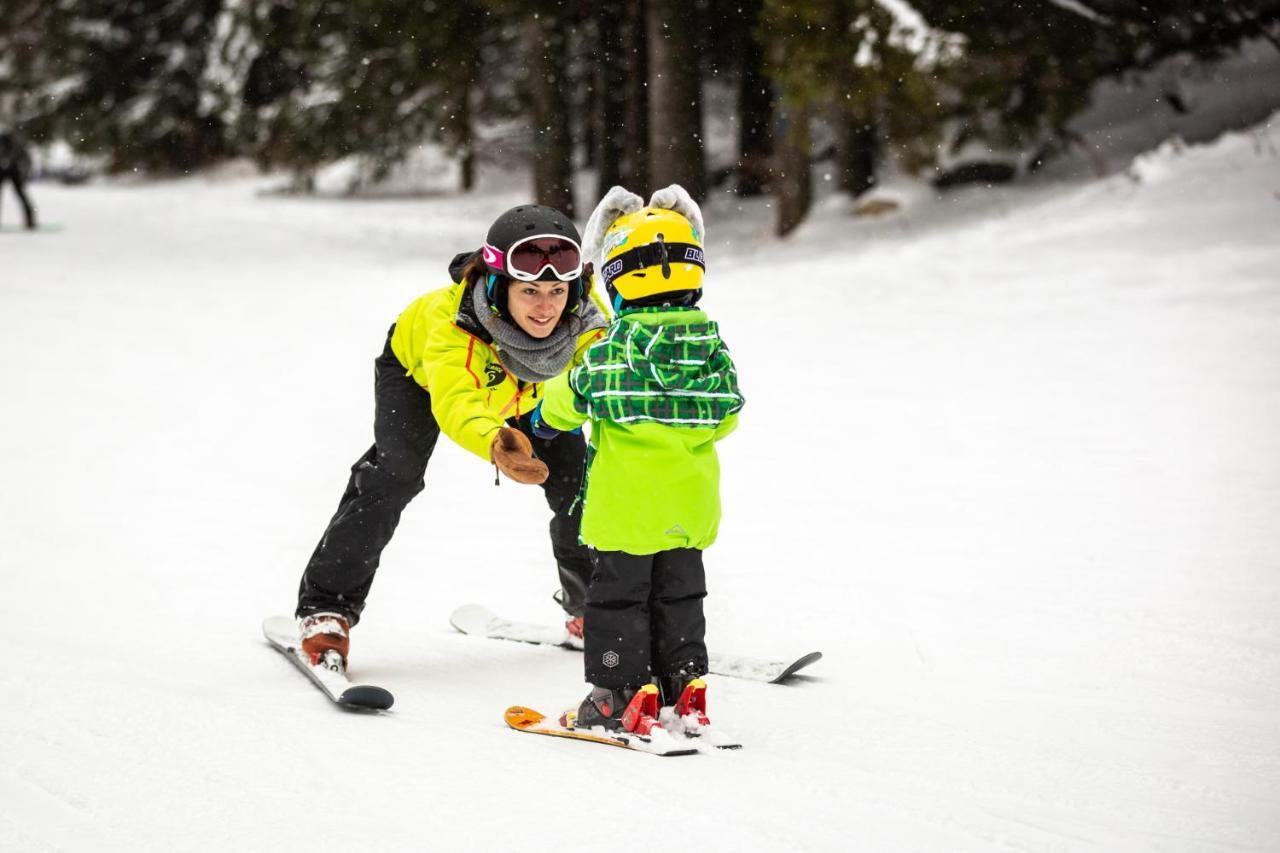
[262,616,393,710]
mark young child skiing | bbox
[531,185,744,736]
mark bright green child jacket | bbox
[539,306,744,555]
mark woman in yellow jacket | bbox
[295,204,608,668]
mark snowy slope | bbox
[2,115,1279,852]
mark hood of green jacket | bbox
[573,308,743,427]
[613,314,736,395]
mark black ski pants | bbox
[0,167,36,229]
[296,328,593,624]
[583,548,709,688]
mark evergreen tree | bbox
[908,1,1114,158]
[0,2,66,135]
[1085,1,1280,62]
[6,0,1274,196]
[224,0,496,190]
[20,0,228,172]
[758,1,946,228]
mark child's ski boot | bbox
[560,683,662,735]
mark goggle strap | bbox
[601,242,704,289]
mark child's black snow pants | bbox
[295,328,594,625]
[583,548,709,688]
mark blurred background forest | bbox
[1,0,1277,233]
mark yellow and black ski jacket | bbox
[390,281,608,460]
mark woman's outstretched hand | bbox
[490,426,549,485]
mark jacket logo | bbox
[484,362,506,387]
[603,651,620,668]
[665,524,688,537]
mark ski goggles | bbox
[483,234,583,282]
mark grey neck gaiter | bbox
[471,280,606,383]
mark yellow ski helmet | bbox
[598,207,705,309]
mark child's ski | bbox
[504,706,699,756]
[451,604,822,684]
[262,616,394,711]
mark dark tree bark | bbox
[454,6,482,193]
[836,110,878,198]
[576,13,596,170]
[774,102,811,237]
[525,14,575,215]
[646,0,705,200]
[594,0,627,197]
[620,1,650,191]
[457,78,476,192]
[735,0,773,197]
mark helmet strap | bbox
[486,273,511,318]
[601,241,704,291]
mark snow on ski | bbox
[450,604,822,683]
[262,616,393,711]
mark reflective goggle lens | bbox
[507,236,582,280]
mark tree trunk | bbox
[735,0,773,197]
[620,1,650,191]
[458,79,475,193]
[646,0,705,200]
[578,18,597,171]
[594,0,627,198]
[774,101,811,237]
[525,14,575,215]
[836,110,878,198]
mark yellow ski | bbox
[504,706,699,756]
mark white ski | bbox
[262,616,393,710]
[449,604,822,684]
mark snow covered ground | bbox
[3,112,1279,851]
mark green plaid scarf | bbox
[568,308,743,426]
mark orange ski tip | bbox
[504,706,546,729]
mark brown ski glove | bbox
[490,426,549,485]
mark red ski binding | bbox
[674,678,711,728]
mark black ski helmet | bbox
[480,204,586,318]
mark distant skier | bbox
[0,129,37,231]
[533,185,744,735]
[292,204,609,669]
